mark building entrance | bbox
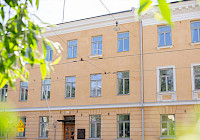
[64,116,75,140]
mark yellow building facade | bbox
[1,0,200,140]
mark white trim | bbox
[5,100,200,112]
[89,54,103,59]
[156,65,176,101]
[190,42,200,46]
[156,45,173,50]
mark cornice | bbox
[4,100,200,112]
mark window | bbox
[0,84,7,102]
[159,68,174,92]
[19,82,28,101]
[41,79,51,100]
[39,116,49,138]
[67,40,77,58]
[117,71,129,95]
[45,45,53,61]
[91,36,102,55]
[158,26,172,46]
[90,115,101,138]
[118,32,129,52]
[65,76,76,98]
[117,114,130,138]
[193,65,200,90]
[191,21,200,43]
[90,74,102,97]
[17,117,26,137]
[161,114,175,137]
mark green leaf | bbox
[157,0,172,25]
[36,0,39,9]
[138,0,152,16]
[40,62,47,80]
[0,74,8,89]
[50,55,62,65]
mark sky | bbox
[35,0,140,25]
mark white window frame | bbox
[19,82,28,101]
[117,114,130,138]
[90,74,102,97]
[0,85,7,102]
[65,76,76,98]
[117,71,130,95]
[41,79,51,100]
[158,26,172,47]
[191,63,200,100]
[91,36,102,56]
[89,115,101,138]
[39,116,49,138]
[157,65,176,101]
[117,32,129,52]
[160,114,176,139]
[191,21,200,43]
[17,116,26,137]
[67,40,77,58]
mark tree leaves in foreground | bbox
[138,0,172,25]
[0,0,62,89]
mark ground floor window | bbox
[117,114,130,138]
[39,116,49,138]
[17,116,26,137]
[161,114,175,137]
[90,115,101,138]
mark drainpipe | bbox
[140,19,144,140]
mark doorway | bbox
[64,116,75,140]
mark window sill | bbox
[40,99,50,101]
[115,138,131,140]
[117,93,130,96]
[66,57,77,59]
[19,100,27,102]
[86,138,102,140]
[90,95,101,98]
[65,97,75,99]
[37,137,48,139]
[159,136,176,140]
[156,45,173,50]
[117,50,129,53]
[89,54,103,59]
[15,137,26,139]
[190,42,200,46]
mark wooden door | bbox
[64,124,75,140]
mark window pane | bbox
[161,77,166,92]
[195,78,200,90]
[72,83,75,97]
[161,127,168,135]
[118,79,123,95]
[118,71,129,78]
[50,50,53,61]
[118,122,123,138]
[68,47,72,58]
[91,123,95,138]
[73,46,77,58]
[158,26,171,32]
[167,77,174,91]
[160,69,173,76]
[194,66,200,73]
[159,33,164,46]
[66,83,71,97]
[192,29,198,42]
[118,32,129,39]
[125,122,130,137]
[119,115,129,121]
[40,124,44,137]
[66,77,76,82]
[92,43,97,55]
[169,122,175,135]
[21,89,24,100]
[165,32,172,45]
[162,123,167,128]
[125,79,129,94]
[118,39,123,52]
[168,115,175,121]
[91,74,101,80]
[97,122,101,138]
[124,38,129,51]
[98,43,102,54]
[162,115,168,121]
[68,40,77,46]
[97,81,101,96]
[91,81,96,96]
